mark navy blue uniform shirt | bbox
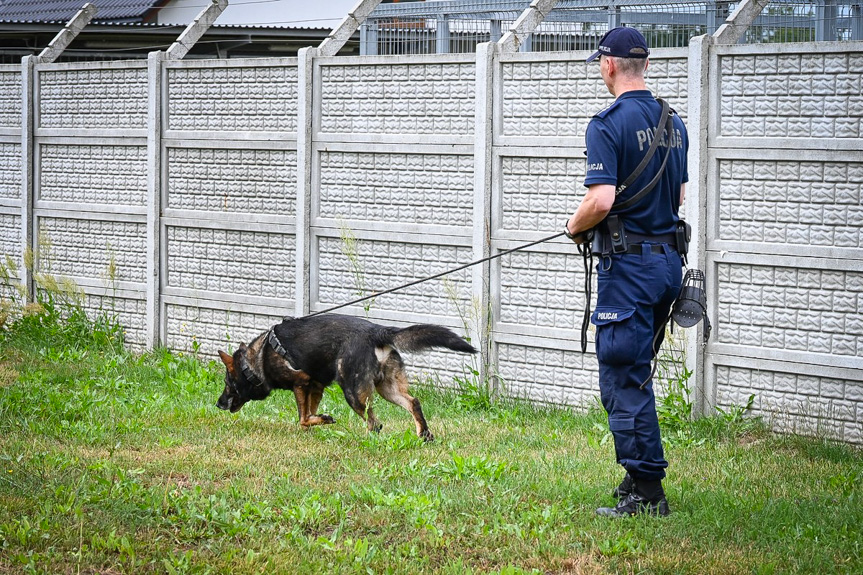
[584,90,689,236]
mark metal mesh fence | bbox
[742,1,861,42]
[364,3,525,55]
[363,0,863,55]
[528,1,718,52]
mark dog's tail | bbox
[389,324,477,354]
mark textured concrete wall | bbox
[161,58,299,355]
[2,41,861,443]
[30,60,149,347]
[492,49,690,406]
[0,64,22,298]
[706,42,863,444]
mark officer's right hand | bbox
[564,221,591,245]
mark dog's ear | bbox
[218,350,237,377]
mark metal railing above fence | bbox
[361,0,863,54]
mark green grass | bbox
[0,301,861,574]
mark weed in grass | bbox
[491,567,542,575]
[431,452,508,484]
[0,256,27,331]
[359,429,426,452]
[827,469,859,499]
[163,548,209,575]
[338,221,375,317]
[652,329,760,445]
[592,530,646,557]
[443,277,499,412]
[653,329,698,445]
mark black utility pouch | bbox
[675,219,691,258]
[607,215,628,254]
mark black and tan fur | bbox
[216,314,476,441]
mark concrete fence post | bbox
[20,55,35,301]
[499,0,560,53]
[687,34,713,417]
[37,3,97,64]
[166,0,228,60]
[474,42,498,394]
[359,20,379,56]
[853,4,863,41]
[146,51,165,349]
[436,15,451,54]
[713,0,770,44]
[295,46,318,317]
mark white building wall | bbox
[157,0,357,27]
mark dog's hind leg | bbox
[341,382,382,433]
[336,344,383,431]
[375,351,433,441]
[338,344,383,434]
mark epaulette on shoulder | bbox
[656,97,678,117]
[593,99,620,119]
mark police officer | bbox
[565,26,688,517]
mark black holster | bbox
[676,219,691,263]
[591,215,628,256]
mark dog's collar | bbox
[267,328,298,371]
[237,353,265,388]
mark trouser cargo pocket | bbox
[592,306,637,365]
[608,415,637,465]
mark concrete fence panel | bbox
[0,64,22,298]
[705,41,863,443]
[161,57,300,354]
[32,59,149,347]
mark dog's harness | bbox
[266,328,299,371]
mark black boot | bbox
[612,473,634,500]
[596,479,670,517]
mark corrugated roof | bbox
[0,19,332,31]
[0,1,163,22]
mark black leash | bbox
[577,238,593,353]
[306,231,566,318]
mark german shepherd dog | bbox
[217,314,476,441]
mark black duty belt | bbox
[625,232,676,245]
[626,243,674,255]
[624,232,678,255]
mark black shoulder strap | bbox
[610,98,674,213]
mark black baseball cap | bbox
[586,26,650,62]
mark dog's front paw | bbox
[420,430,435,442]
[319,414,335,424]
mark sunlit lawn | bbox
[0,301,860,574]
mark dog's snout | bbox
[216,395,232,411]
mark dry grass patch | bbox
[0,362,17,388]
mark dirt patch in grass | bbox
[0,360,19,387]
[528,554,607,574]
[0,367,17,387]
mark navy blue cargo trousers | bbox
[591,243,682,481]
